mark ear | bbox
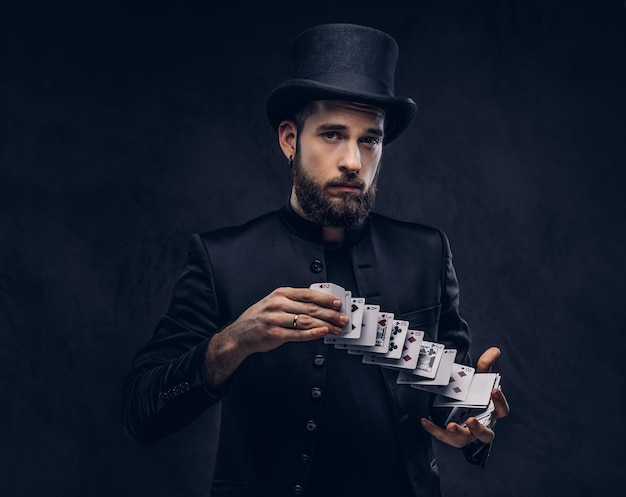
[278,119,297,159]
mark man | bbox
[122,23,509,497]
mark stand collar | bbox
[279,201,369,249]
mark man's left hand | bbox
[420,346,510,448]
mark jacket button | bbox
[310,259,323,273]
[313,354,325,366]
[159,392,168,400]
[293,484,304,495]
[306,420,317,432]
[311,387,322,399]
[300,453,310,464]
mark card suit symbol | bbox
[379,319,387,327]
[351,324,356,330]
[352,304,359,312]
[408,336,416,343]
[392,326,401,335]
[458,371,467,378]
[389,343,398,351]
[427,348,436,356]
[402,355,412,362]
[453,387,462,394]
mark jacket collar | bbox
[279,201,369,249]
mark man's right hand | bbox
[204,287,348,388]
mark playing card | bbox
[343,304,379,348]
[455,400,496,428]
[396,329,426,369]
[383,320,409,358]
[310,282,352,335]
[406,348,457,386]
[361,319,408,363]
[309,282,346,305]
[326,297,365,344]
[362,329,424,368]
[433,371,499,407]
[428,363,475,402]
[348,311,393,355]
[412,341,445,379]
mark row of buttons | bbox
[159,381,190,401]
[292,351,326,495]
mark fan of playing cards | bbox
[311,282,502,428]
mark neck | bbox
[321,227,345,248]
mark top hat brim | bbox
[266,79,417,145]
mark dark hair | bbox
[291,101,322,132]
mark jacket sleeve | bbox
[121,234,228,446]
[436,229,471,365]
[435,230,492,468]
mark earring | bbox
[288,155,293,168]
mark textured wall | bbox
[2,1,625,496]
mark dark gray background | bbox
[2,1,625,496]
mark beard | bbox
[292,154,379,230]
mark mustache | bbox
[325,174,366,189]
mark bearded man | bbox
[122,23,509,497]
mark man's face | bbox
[291,100,385,229]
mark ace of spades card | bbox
[326,297,366,345]
[339,304,380,349]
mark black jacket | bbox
[122,204,475,497]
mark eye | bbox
[323,131,340,140]
[360,136,381,147]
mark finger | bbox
[279,288,348,330]
[476,346,501,373]
[285,287,344,310]
[465,417,495,444]
[285,312,344,334]
[491,388,510,420]
[281,326,332,343]
[420,418,474,448]
[283,303,348,330]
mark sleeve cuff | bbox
[462,439,492,468]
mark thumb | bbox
[476,346,501,373]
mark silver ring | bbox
[292,314,299,329]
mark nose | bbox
[339,142,361,174]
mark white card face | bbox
[412,341,446,379]
[310,283,351,336]
[409,349,457,386]
[434,373,500,408]
[346,304,380,348]
[382,320,409,358]
[393,329,425,369]
[430,363,475,402]
[330,297,365,342]
[324,292,356,344]
[310,282,345,303]
[362,329,424,368]
[368,312,394,354]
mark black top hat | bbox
[266,23,417,144]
